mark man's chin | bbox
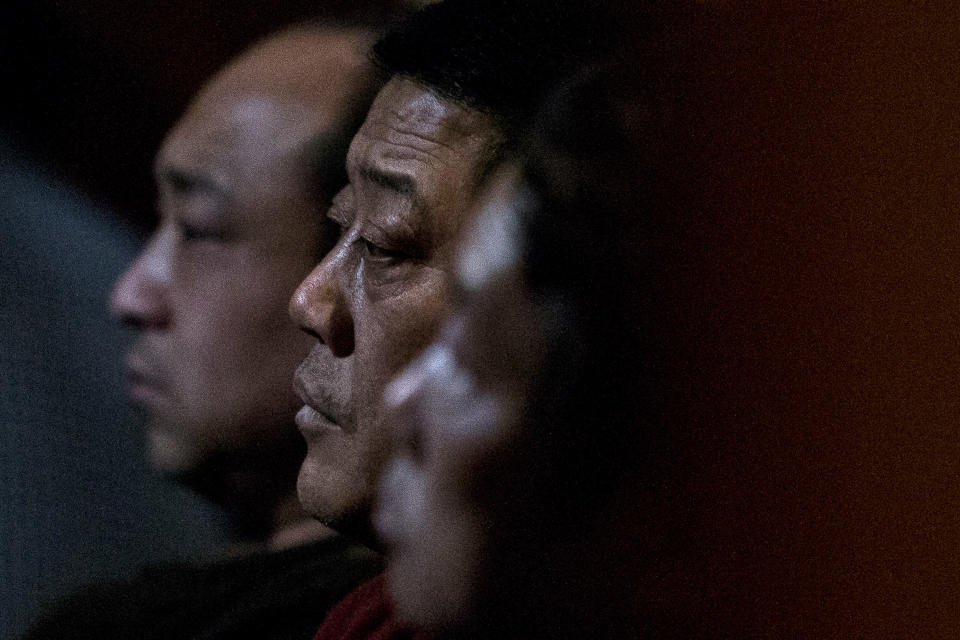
[147,428,205,478]
[296,456,334,522]
[297,457,372,542]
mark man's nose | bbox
[109,230,172,329]
[289,244,355,357]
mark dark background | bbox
[1,0,406,230]
[0,1,405,635]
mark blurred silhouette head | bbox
[373,162,545,633]
[288,0,616,543]
[110,26,379,510]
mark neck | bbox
[267,492,336,552]
[179,433,334,551]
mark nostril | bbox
[327,329,355,358]
[300,326,324,342]
[119,314,147,330]
[326,304,355,357]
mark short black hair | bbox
[372,0,621,138]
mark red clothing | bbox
[314,574,429,640]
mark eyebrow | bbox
[356,163,435,254]
[157,166,227,198]
[359,165,417,198]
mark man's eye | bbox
[362,238,405,262]
[180,223,223,243]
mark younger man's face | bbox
[111,31,371,476]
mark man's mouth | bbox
[124,360,167,406]
[293,370,342,435]
[295,404,341,437]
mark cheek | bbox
[358,271,452,379]
[177,288,272,361]
[171,266,309,394]
[351,274,451,426]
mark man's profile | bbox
[27,24,384,640]
[288,1,617,636]
[111,25,377,547]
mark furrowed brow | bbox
[359,165,417,198]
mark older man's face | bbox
[290,76,502,535]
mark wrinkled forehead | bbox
[348,77,502,198]
[362,76,494,140]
